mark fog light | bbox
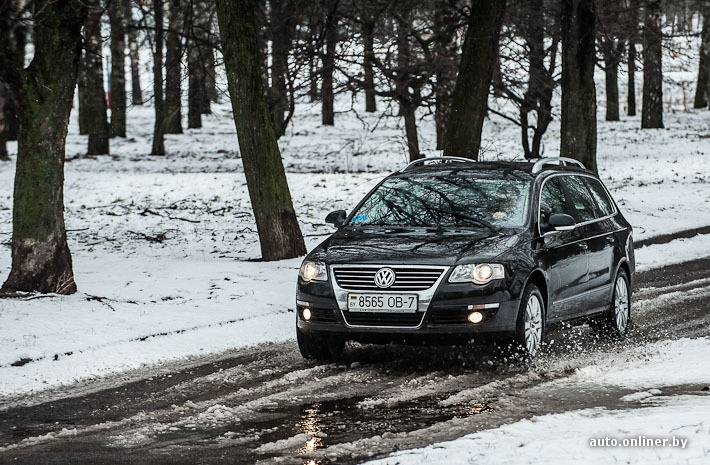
[468,311,483,324]
[302,308,312,321]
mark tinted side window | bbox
[561,176,599,222]
[539,178,569,224]
[584,178,615,217]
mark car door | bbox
[537,176,588,320]
[582,176,619,311]
[559,175,608,316]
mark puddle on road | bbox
[222,393,496,464]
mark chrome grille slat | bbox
[332,266,444,292]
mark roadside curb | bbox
[635,225,710,249]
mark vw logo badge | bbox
[374,268,396,288]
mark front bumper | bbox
[296,279,521,341]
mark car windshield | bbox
[349,175,531,229]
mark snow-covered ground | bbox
[1,40,709,397]
[367,338,710,465]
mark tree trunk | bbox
[0,0,85,295]
[215,0,306,261]
[628,42,636,115]
[520,0,553,159]
[442,0,506,160]
[321,13,337,126]
[125,0,143,105]
[4,90,19,142]
[560,0,597,172]
[308,32,319,102]
[396,15,421,161]
[199,2,216,114]
[187,35,204,129]
[0,85,8,161]
[165,0,184,134]
[109,0,127,137]
[693,5,709,109]
[3,24,25,142]
[151,0,166,155]
[362,19,376,113]
[641,0,663,128]
[269,0,292,138]
[601,39,620,121]
[78,61,89,135]
[202,41,216,112]
[433,6,457,150]
[85,0,110,155]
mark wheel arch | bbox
[524,268,549,315]
[610,258,632,304]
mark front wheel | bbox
[297,328,344,361]
[512,284,545,359]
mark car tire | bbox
[590,269,631,339]
[512,284,545,359]
[297,328,344,360]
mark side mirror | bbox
[548,213,576,232]
[325,210,347,228]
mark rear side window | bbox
[561,176,600,222]
[539,178,569,224]
[584,178,616,217]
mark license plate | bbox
[347,293,418,313]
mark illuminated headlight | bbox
[299,261,328,282]
[449,264,505,285]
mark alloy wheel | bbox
[524,294,543,356]
[614,275,630,333]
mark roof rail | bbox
[531,157,586,174]
[398,156,474,172]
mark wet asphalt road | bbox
[1,258,710,464]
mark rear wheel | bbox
[512,284,545,359]
[297,328,344,360]
[591,269,631,338]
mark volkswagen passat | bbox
[296,157,634,359]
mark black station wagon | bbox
[296,157,635,359]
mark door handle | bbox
[577,242,588,250]
[605,236,614,244]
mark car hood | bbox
[307,227,526,266]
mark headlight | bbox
[449,264,505,285]
[299,261,328,282]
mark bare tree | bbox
[627,0,639,116]
[0,84,8,161]
[165,0,184,134]
[109,0,128,137]
[0,0,85,294]
[641,0,663,128]
[560,0,597,172]
[694,2,709,108]
[151,0,166,155]
[322,7,338,126]
[126,0,144,105]
[269,0,296,137]
[395,10,422,161]
[443,0,506,159]
[360,7,378,113]
[85,0,111,155]
[597,0,627,122]
[216,0,307,260]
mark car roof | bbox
[390,160,594,179]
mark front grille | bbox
[332,266,444,291]
[342,311,424,327]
